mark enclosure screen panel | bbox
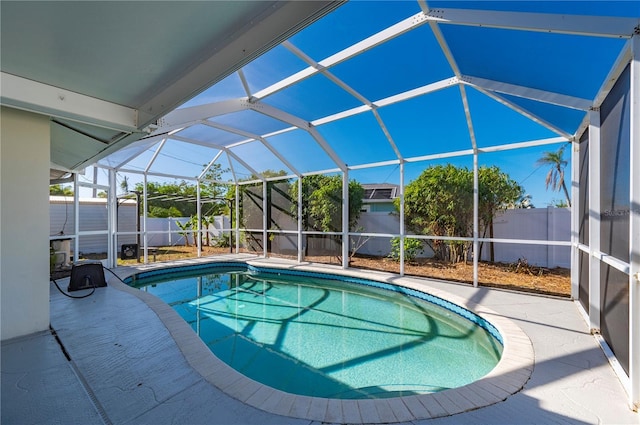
[578,250,589,312]
[599,65,630,262]
[578,131,589,245]
[600,264,630,375]
[268,181,296,232]
[598,64,630,376]
[240,184,263,229]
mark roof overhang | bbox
[0,0,343,174]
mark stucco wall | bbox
[1,107,50,340]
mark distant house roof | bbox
[362,184,399,202]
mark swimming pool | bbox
[127,262,503,400]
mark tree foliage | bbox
[398,164,522,263]
[130,164,229,218]
[290,174,364,232]
[478,165,524,231]
[50,184,73,196]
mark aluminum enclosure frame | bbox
[76,3,640,410]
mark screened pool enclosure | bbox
[50,1,639,410]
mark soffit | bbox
[0,0,342,172]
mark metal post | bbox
[399,161,405,276]
[142,175,148,263]
[92,166,98,198]
[571,140,580,300]
[342,170,349,269]
[298,177,303,263]
[129,190,142,263]
[628,33,640,412]
[107,169,117,268]
[73,173,80,264]
[263,181,268,258]
[473,151,479,287]
[197,181,202,258]
[235,185,240,252]
[228,198,233,254]
[588,109,601,333]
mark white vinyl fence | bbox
[50,197,137,255]
[481,207,570,268]
[50,197,569,268]
[355,207,570,268]
[50,197,229,256]
[145,216,230,247]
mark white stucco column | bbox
[1,107,51,340]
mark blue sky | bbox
[88,1,638,208]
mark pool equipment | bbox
[121,244,138,260]
[68,261,107,292]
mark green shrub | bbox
[389,237,423,263]
[215,234,231,248]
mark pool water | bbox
[130,265,502,399]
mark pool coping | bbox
[108,256,534,424]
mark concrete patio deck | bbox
[2,254,637,424]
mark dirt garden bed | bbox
[62,245,570,298]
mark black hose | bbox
[102,266,128,285]
[50,265,128,299]
[50,277,96,299]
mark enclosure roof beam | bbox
[170,134,264,182]
[478,89,575,140]
[348,159,401,170]
[120,127,185,151]
[198,150,224,181]
[144,138,168,173]
[375,77,460,108]
[237,69,253,99]
[283,40,373,107]
[423,8,639,38]
[283,40,404,162]
[111,140,159,171]
[458,85,478,151]
[420,1,463,78]
[575,39,634,139]
[477,136,569,153]
[169,134,228,151]
[461,75,593,111]
[247,101,347,171]
[253,11,430,100]
[156,98,249,130]
[225,151,238,184]
[313,77,458,127]
[200,120,302,176]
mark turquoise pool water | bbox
[128,264,502,399]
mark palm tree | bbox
[119,175,130,195]
[536,145,571,207]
